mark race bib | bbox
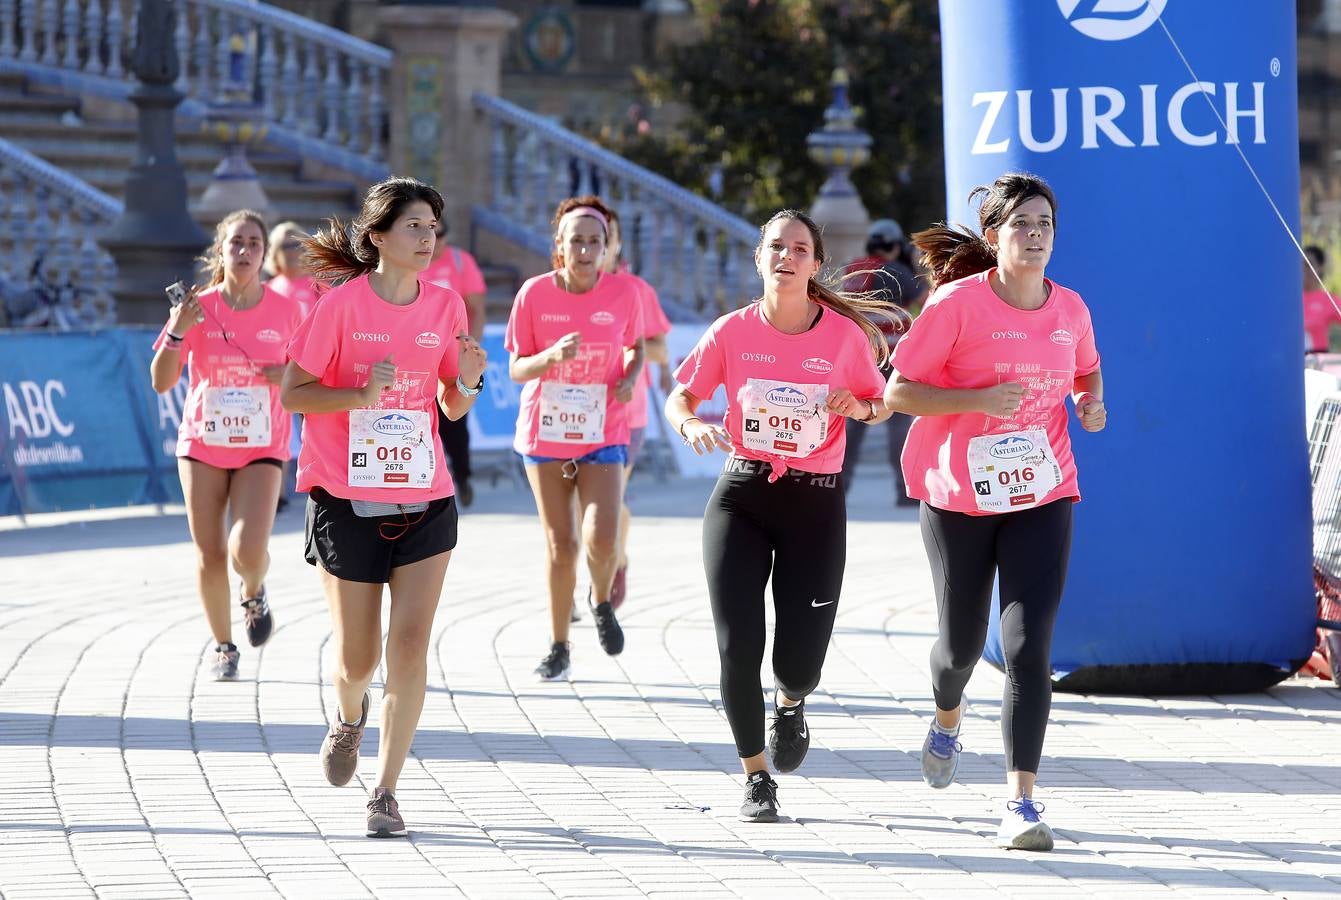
[739,378,829,459]
[202,385,271,446]
[967,429,1062,513]
[348,408,434,489]
[539,382,607,444]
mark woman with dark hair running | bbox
[281,177,486,839]
[885,172,1106,851]
[665,209,906,822]
[149,209,300,681]
[507,195,645,680]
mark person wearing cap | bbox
[841,218,927,505]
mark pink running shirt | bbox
[1304,289,1339,353]
[609,271,672,429]
[890,270,1101,515]
[154,284,304,469]
[286,274,468,502]
[505,271,644,458]
[267,273,320,319]
[674,303,886,478]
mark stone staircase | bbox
[0,72,360,232]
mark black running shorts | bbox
[304,486,458,584]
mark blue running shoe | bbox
[921,722,962,789]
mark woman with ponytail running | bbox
[149,210,300,681]
[281,177,486,839]
[886,172,1106,851]
[665,210,905,822]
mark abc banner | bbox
[0,330,170,516]
[940,1,1314,690]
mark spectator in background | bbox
[424,218,488,507]
[841,218,927,505]
[1304,245,1338,354]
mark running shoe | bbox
[212,643,240,681]
[921,720,962,789]
[240,584,273,647]
[768,698,810,773]
[739,771,780,823]
[591,597,625,655]
[366,787,407,838]
[610,564,628,610]
[996,796,1054,851]
[321,691,369,786]
[535,641,571,681]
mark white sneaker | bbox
[996,796,1054,851]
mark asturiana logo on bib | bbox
[1050,329,1074,346]
[256,328,282,344]
[801,357,833,375]
[415,331,441,349]
[990,434,1036,460]
[353,331,391,343]
[220,389,253,410]
[1057,0,1166,41]
[766,386,808,407]
[560,386,592,405]
[590,311,615,326]
[372,413,415,436]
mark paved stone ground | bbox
[2,468,1340,899]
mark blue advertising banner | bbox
[467,324,524,451]
[118,327,188,505]
[939,1,1313,688]
[0,329,164,515]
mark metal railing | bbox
[473,92,760,321]
[0,136,120,327]
[0,0,391,179]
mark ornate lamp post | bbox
[806,65,873,274]
[196,25,274,221]
[100,0,210,324]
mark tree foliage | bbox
[605,0,945,232]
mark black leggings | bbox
[702,465,847,758]
[920,498,1073,773]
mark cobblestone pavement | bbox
[3,472,1340,899]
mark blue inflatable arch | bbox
[937,0,1315,692]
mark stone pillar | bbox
[379,5,518,237]
[100,0,210,323]
[806,67,872,277]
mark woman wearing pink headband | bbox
[505,195,646,681]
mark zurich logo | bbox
[372,414,415,436]
[1057,0,1166,41]
[990,435,1036,459]
[220,389,253,409]
[766,386,808,407]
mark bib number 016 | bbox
[996,466,1035,485]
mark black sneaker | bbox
[241,584,273,648]
[212,643,240,681]
[535,641,571,681]
[768,698,810,773]
[591,597,624,655]
[739,771,780,823]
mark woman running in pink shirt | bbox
[280,178,486,839]
[149,210,302,682]
[506,196,645,681]
[666,209,906,823]
[886,172,1106,852]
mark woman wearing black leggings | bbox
[885,173,1106,851]
[666,210,905,822]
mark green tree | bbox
[608,0,945,235]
